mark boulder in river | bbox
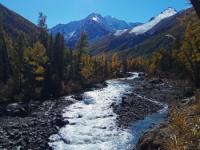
[6,103,27,117]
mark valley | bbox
[0,1,200,150]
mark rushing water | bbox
[49,73,168,150]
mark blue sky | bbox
[0,0,189,28]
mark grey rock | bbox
[6,103,27,117]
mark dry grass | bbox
[166,99,200,150]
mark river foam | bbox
[49,73,168,150]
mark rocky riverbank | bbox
[137,95,199,150]
[128,75,193,150]
[0,80,108,149]
[111,73,193,150]
[113,74,192,128]
[0,98,75,149]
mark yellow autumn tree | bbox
[176,19,200,87]
[81,55,94,81]
[23,42,48,85]
[111,53,120,76]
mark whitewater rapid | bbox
[49,73,168,150]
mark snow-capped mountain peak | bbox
[129,7,177,35]
[50,12,141,48]
[87,13,102,21]
[161,7,177,16]
[92,16,99,22]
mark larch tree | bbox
[23,42,48,96]
[111,53,120,77]
[177,20,200,87]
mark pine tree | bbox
[51,33,65,96]
[0,12,10,84]
[42,35,54,98]
[38,12,49,49]
[76,32,88,82]
[13,33,27,92]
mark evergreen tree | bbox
[42,35,54,98]
[0,12,10,84]
[38,12,49,49]
[13,33,27,92]
[76,32,88,82]
[51,33,65,96]
[67,48,73,81]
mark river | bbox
[49,73,168,150]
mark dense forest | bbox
[0,12,127,103]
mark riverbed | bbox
[49,73,169,150]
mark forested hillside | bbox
[0,8,126,103]
[91,8,194,58]
[119,8,193,58]
[124,9,200,86]
[0,4,39,41]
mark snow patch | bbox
[92,16,99,22]
[129,7,177,35]
[68,31,75,38]
[114,29,128,36]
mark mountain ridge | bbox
[90,7,185,56]
[50,13,141,48]
[0,3,39,41]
